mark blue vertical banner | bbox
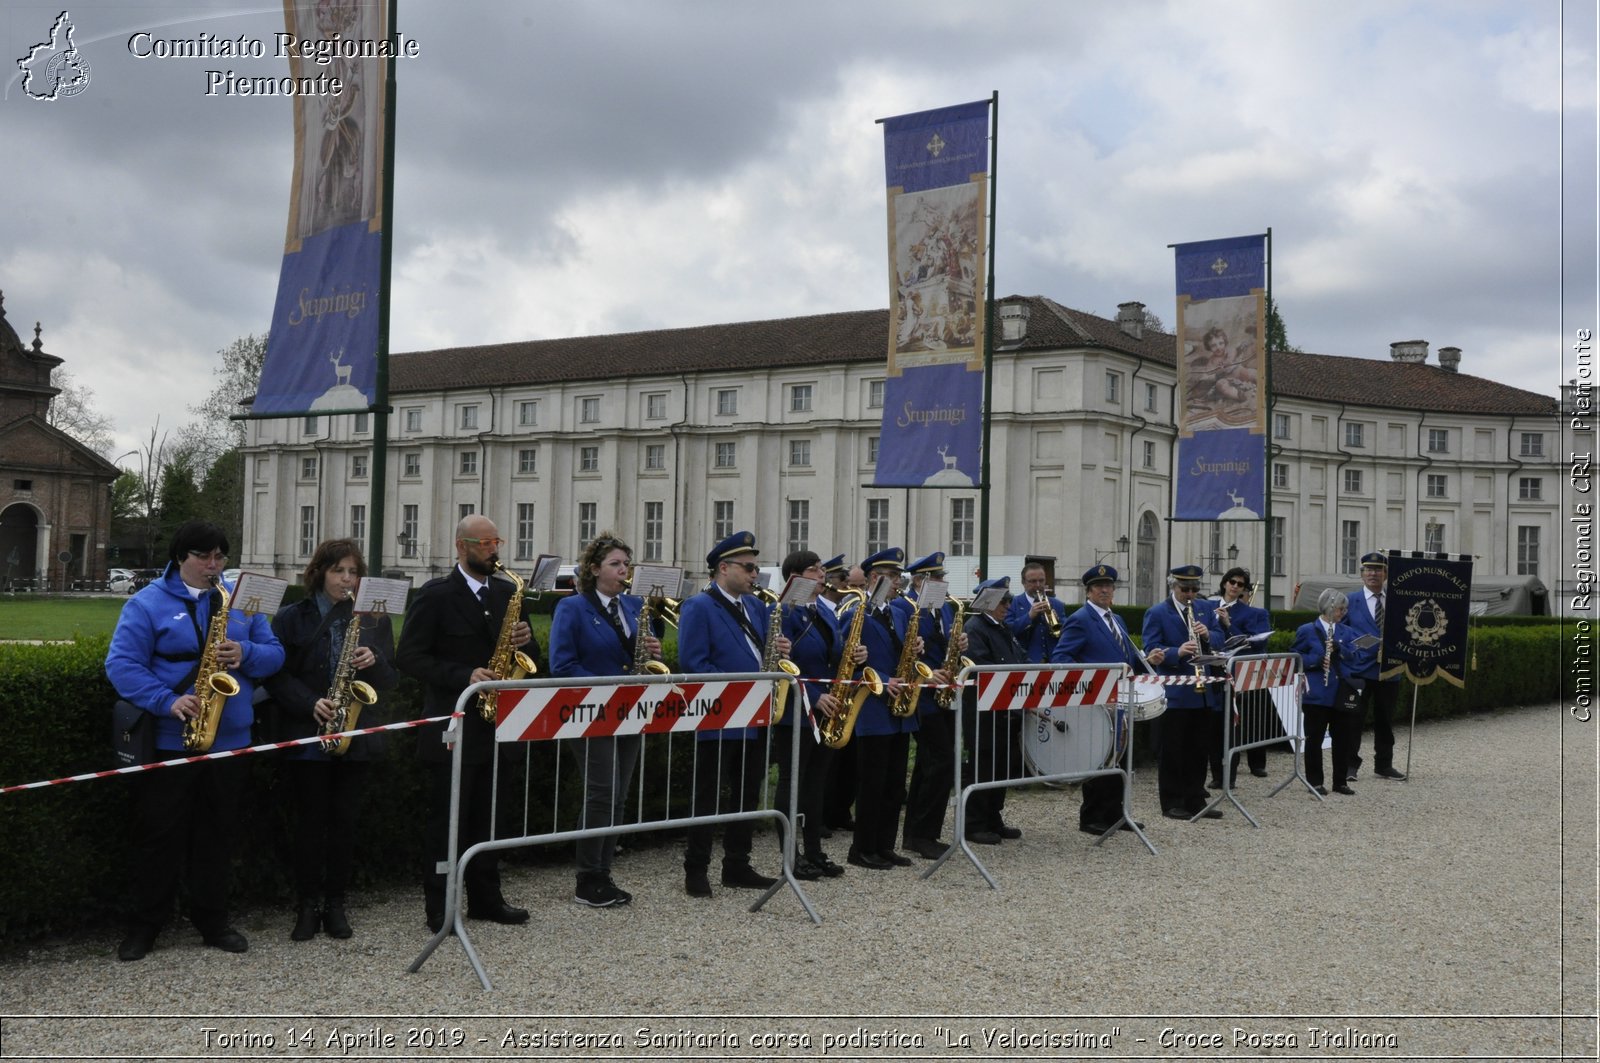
[1172,233,1268,519]
[874,100,990,488]
[253,0,389,415]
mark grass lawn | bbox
[0,596,130,641]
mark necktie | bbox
[476,585,490,610]
[607,596,629,637]
[1105,611,1125,650]
[1373,593,1384,629]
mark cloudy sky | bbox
[3,0,1595,463]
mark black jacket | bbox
[266,594,398,761]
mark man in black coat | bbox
[397,515,538,933]
[960,577,1027,843]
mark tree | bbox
[155,447,203,552]
[184,334,267,472]
[46,367,116,457]
[1141,307,1167,334]
[128,419,172,567]
[197,446,247,560]
[1265,296,1302,354]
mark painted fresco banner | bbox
[1380,551,1474,688]
[253,0,389,415]
[1172,234,1268,519]
[875,100,989,488]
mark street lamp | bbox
[1094,534,1131,564]
[1202,542,1239,575]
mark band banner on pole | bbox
[253,0,392,416]
[1380,551,1474,687]
[874,99,990,488]
[1172,233,1268,520]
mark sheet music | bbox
[971,585,1006,614]
[778,575,819,606]
[528,554,562,593]
[630,564,681,599]
[868,574,894,609]
[919,579,950,612]
[356,576,411,615]
[1352,633,1381,650]
[229,573,289,616]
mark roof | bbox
[388,296,1557,417]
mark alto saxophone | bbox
[760,595,802,724]
[479,562,537,721]
[632,594,670,675]
[889,596,934,718]
[321,591,378,755]
[182,576,242,752]
[933,597,975,710]
[818,589,883,749]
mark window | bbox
[1270,517,1286,576]
[353,412,369,434]
[517,400,538,427]
[578,502,597,546]
[786,499,810,554]
[1426,474,1448,499]
[1142,440,1156,469]
[579,446,600,472]
[302,415,319,435]
[294,506,318,556]
[1339,520,1361,574]
[350,504,366,545]
[1104,371,1121,403]
[1427,428,1449,454]
[515,503,536,561]
[1423,521,1445,555]
[714,441,736,469]
[950,499,975,556]
[645,393,666,420]
[459,450,478,476]
[1344,422,1365,448]
[867,380,885,408]
[643,501,664,562]
[1273,462,1288,489]
[1144,382,1159,413]
[715,388,738,416]
[403,452,421,477]
[1343,469,1363,494]
[300,455,318,480]
[1520,432,1544,457]
[866,436,879,465]
[401,505,419,558]
[517,447,538,474]
[579,396,600,423]
[254,457,267,482]
[788,439,812,467]
[1517,526,1540,576]
[1207,522,1224,574]
[458,503,475,521]
[713,500,734,542]
[644,444,665,470]
[1274,413,1291,440]
[1519,477,1543,501]
[458,404,479,430]
[350,453,368,479]
[404,408,422,433]
[790,384,813,412]
[866,498,889,554]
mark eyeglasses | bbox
[459,537,504,548]
[1175,585,1200,593]
[731,561,760,574]
[186,550,227,563]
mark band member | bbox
[960,577,1027,842]
[396,515,537,933]
[821,560,863,835]
[1141,564,1224,821]
[899,551,967,858]
[1345,552,1406,781]
[549,532,663,907]
[1007,561,1066,662]
[772,550,857,879]
[842,548,920,868]
[677,531,787,897]
[1051,564,1162,834]
[1294,589,1361,795]
[1210,566,1274,785]
[106,521,284,961]
[266,538,398,941]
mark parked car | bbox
[132,568,160,591]
[108,568,137,594]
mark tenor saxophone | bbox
[889,596,935,718]
[760,595,802,724]
[479,562,536,721]
[321,591,378,755]
[182,576,242,752]
[933,597,975,710]
[818,589,883,749]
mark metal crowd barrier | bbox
[407,670,809,991]
[922,663,1157,889]
[1197,652,1318,823]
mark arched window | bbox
[1135,511,1159,604]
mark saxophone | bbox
[889,596,935,718]
[818,590,884,749]
[632,594,670,675]
[760,596,802,724]
[182,576,242,752]
[321,591,378,755]
[479,562,537,721]
[933,598,975,710]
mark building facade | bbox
[240,296,1563,610]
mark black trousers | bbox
[771,722,835,860]
[574,734,642,877]
[127,751,248,935]
[684,737,766,872]
[902,710,954,844]
[962,705,1018,832]
[1353,679,1401,768]
[1156,709,1214,812]
[851,732,910,855]
[424,759,504,915]
[1212,690,1270,782]
[285,758,369,902]
[1303,704,1360,788]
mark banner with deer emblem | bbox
[1380,551,1474,687]
[874,99,990,488]
[1172,233,1268,520]
[253,0,389,415]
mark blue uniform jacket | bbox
[1214,599,1272,645]
[549,591,651,678]
[105,563,285,752]
[676,587,771,741]
[781,601,840,727]
[892,592,954,717]
[1140,596,1221,710]
[1005,593,1066,663]
[1343,589,1395,683]
[1293,619,1359,707]
[843,601,918,736]
[1050,603,1144,673]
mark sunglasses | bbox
[1225,578,1246,587]
[730,561,759,573]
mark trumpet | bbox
[1033,590,1063,639]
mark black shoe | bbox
[1119,819,1145,831]
[1208,778,1224,790]
[322,904,352,939]
[1250,767,1270,778]
[425,908,445,934]
[878,850,912,867]
[202,928,249,953]
[1347,756,1362,781]
[117,926,157,962]
[847,849,893,870]
[994,823,1022,840]
[1079,821,1114,835]
[790,857,825,881]
[1375,766,1407,780]
[575,875,632,907]
[809,853,846,877]
[1333,784,1356,795]
[1196,808,1224,819]
[1312,784,1329,796]
[1162,807,1191,820]
[291,902,320,942]
[965,829,1001,845]
[722,864,778,889]
[905,837,947,859]
[819,826,834,839]
[685,871,713,897]
[467,900,529,925]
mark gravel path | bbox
[1,703,1594,1060]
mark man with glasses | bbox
[1345,552,1406,781]
[106,521,284,960]
[397,515,537,933]
[1007,561,1066,663]
[1141,564,1225,821]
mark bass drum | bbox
[1023,703,1127,778]
[1119,678,1168,721]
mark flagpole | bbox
[1261,226,1273,604]
[978,89,998,575]
[367,0,399,573]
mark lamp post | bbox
[1202,542,1239,576]
[1094,534,1131,565]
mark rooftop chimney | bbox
[1116,301,1145,340]
[998,301,1031,344]
[1389,339,1428,364]
[1436,346,1461,373]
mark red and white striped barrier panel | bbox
[1129,674,1222,687]
[1230,656,1299,691]
[495,679,775,742]
[974,667,1118,714]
